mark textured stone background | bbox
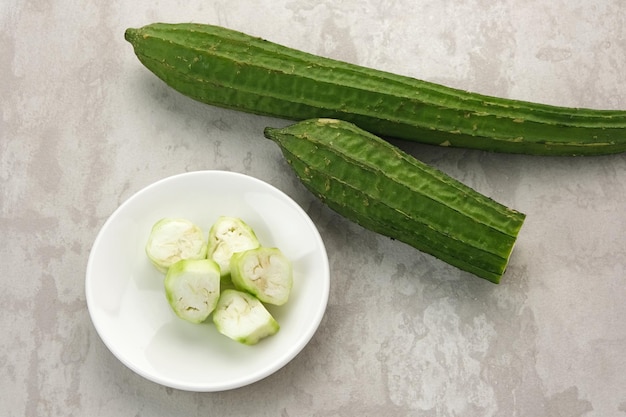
[1,0,625,416]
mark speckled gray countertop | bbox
[2,1,626,416]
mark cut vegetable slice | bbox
[230,247,293,306]
[207,216,260,278]
[164,259,221,324]
[213,289,280,345]
[145,218,207,273]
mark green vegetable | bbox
[164,259,221,324]
[230,247,293,306]
[207,216,260,279]
[124,22,626,156]
[213,289,280,345]
[264,118,526,283]
[145,218,207,273]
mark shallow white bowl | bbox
[86,170,330,392]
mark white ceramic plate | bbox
[85,170,330,392]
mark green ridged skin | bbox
[124,23,626,156]
[264,118,526,283]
